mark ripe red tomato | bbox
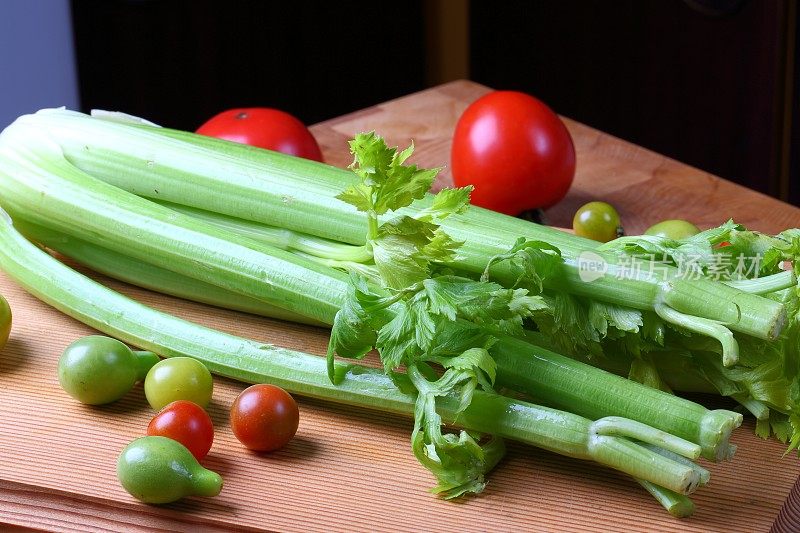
[230,384,299,452]
[451,91,576,215]
[146,400,214,461]
[196,108,323,162]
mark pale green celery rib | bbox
[636,480,695,518]
[156,201,373,262]
[724,270,797,294]
[0,208,702,496]
[16,108,785,341]
[654,302,739,367]
[590,417,701,460]
[14,109,370,245]
[732,394,771,420]
[0,126,349,326]
[492,336,742,463]
[292,250,381,282]
[640,443,711,485]
[14,218,326,327]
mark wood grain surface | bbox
[0,80,798,532]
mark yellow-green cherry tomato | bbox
[144,357,213,410]
[58,336,159,405]
[117,436,222,504]
[572,201,623,243]
[0,293,10,351]
[644,219,700,240]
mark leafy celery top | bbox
[326,133,567,497]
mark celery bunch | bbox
[3,108,795,515]
[15,108,794,444]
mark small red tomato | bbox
[451,91,576,215]
[230,384,299,452]
[196,108,323,162]
[147,400,214,460]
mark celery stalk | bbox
[17,108,784,342]
[0,126,350,326]
[15,204,741,462]
[0,206,704,496]
[14,218,325,326]
[0,110,746,460]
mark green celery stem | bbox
[654,301,739,367]
[15,218,326,327]
[724,270,796,294]
[156,201,373,263]
[590,416,701,460]
[492,336,742,462]
[659,278,785,342]
[636,480,695,518]
[0,136,349,326]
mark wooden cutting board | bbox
[0,80,797,532]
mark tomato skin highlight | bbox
[451,91,576,215]
[147,400,214,461]
[230,384,299,452]
[196,108,323,162]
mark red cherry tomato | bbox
[196,108,323,162]
[146,400,214,460]
[230,384,299,452]
[451,91,576,215]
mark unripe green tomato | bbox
[144,357,213,410]
[572,201,623,243]
[58,336,158,405]
[644,219,700,240]
[0,293,11,351]
[117,436,222,504]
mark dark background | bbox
[70,0,800,204]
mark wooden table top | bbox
[0,80,798,532]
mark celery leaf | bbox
[376,301,423,371]
[416,186,474,222]
[335,183,373,212]
[372,216,461,290]
[409,362,505,498]
[482,237,562,294]
[345,132,439,216]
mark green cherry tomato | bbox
[144,357,213,410]
[572,201,623,243]
[0,293,11,352]
[644,219,700,240]
[58,336,159,405]
[117,436,222,504]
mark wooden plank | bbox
[0,80,798,532]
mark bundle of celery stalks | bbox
[1,108,799,517]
